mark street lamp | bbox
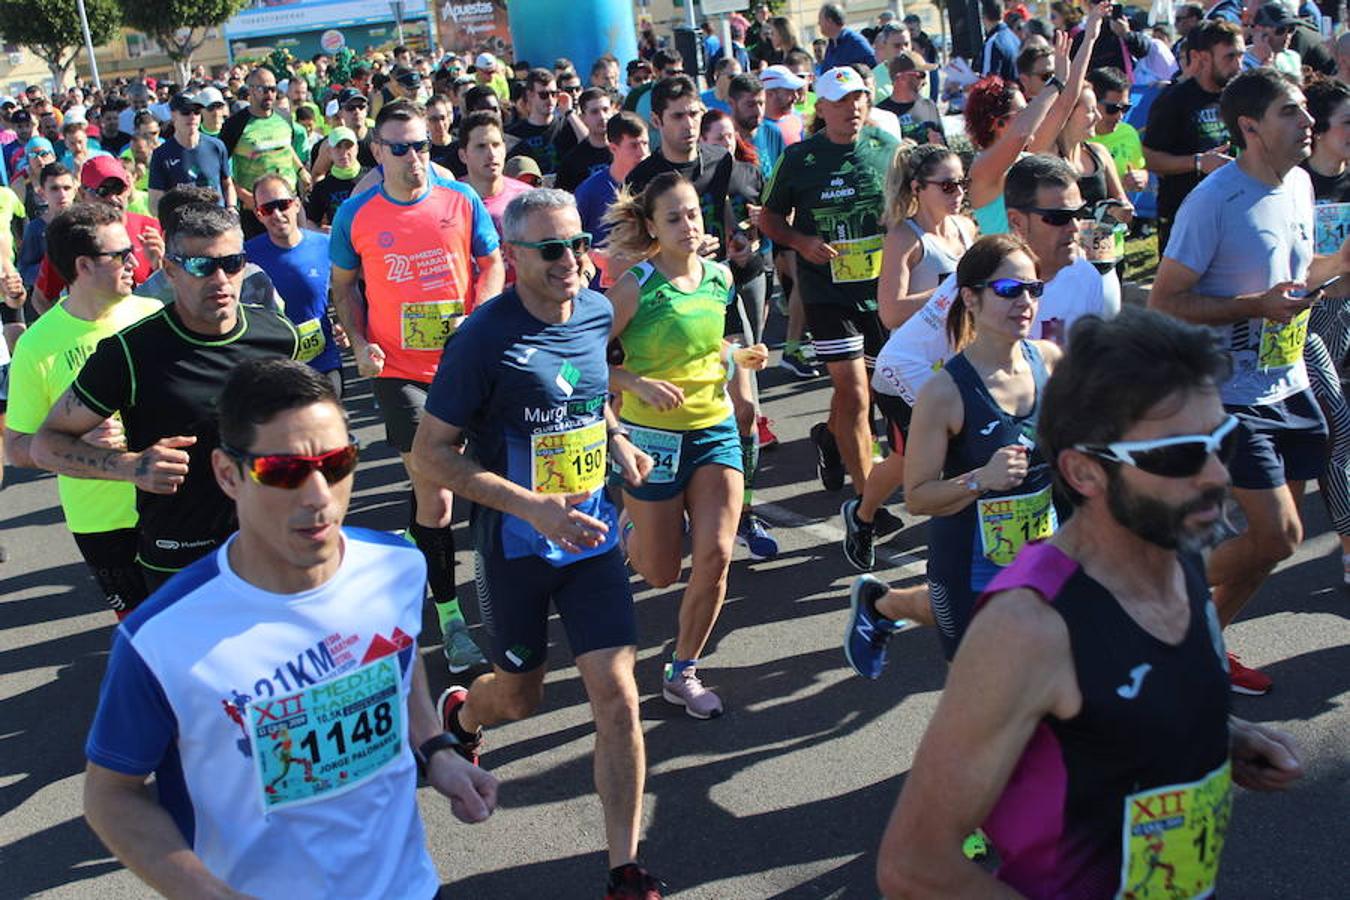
[388,0,406,46]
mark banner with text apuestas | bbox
[437,0,513,58]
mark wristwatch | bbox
[964,473,982,494]
[416,732,464,774]
[1044,75,1065,93]
[607,425,632,442]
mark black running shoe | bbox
[606,863,665,899]
[841,497,875,571]
[811,422,846,491]
[871,506,905,537]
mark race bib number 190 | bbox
[247,656,404,812]
[530,420,607,494]
[1117,761,1231,900]
[401,299,465,351]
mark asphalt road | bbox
[2,358,1348,900]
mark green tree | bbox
[0,0,121,88]
[119,0,248,85]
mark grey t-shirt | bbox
[1164,162,1315,407]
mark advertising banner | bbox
[435,0,513,58]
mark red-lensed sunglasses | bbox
[221,440,359,489]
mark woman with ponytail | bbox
[603,172,769,720]
[841,142,975,570]
[843,234,1063,680]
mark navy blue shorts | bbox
[1226,388,1328,491]
[474,544,636,673]
[619,415,742,502]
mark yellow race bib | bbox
[1118,762,1231,900]
[530,420,607,494]
[295,317,325,362]
[977,485,1057,567]
[401,299,464,351]
[829,235,884,283]
[1257,309,1309,371]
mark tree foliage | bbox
[0,0,122,85]
[119,0,248,83]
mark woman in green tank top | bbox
[603,172,769,720]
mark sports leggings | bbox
[1304,326,1350,537]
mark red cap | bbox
[81,155,131,191]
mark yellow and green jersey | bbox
[617,259,734,431]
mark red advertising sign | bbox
[436,0,512,57]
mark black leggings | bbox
[72,529,149,616]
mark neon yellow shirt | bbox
[6,295,162,533]
[617,259,733,431]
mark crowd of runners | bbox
[1,0,1344,896]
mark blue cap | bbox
[25,136,54,155]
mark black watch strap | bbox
[1045,75,1065,93]
[417,731,463,771]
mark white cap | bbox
[760,65,807,91]
[815,66,868,102]
[197,86,227,108]
[475,52,497,71]
[325,98,340,117]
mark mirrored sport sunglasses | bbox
[509,232,592,261]
[168,252,247,277]
[221,440,360,489]
[1074,415,1239,478]
[258,197,296,216]
[376,137,430,156]
[973,277,1044,299]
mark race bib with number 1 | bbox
[530,420,607,494]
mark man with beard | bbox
[1143,20,1243,250]
[1151,68,1350,694]
[876,307,1303,899]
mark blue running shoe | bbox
[736,512,779,560]
[844,574,911,679]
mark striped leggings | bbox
[1305,300,1350,537]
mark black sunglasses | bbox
[91,180,128,198]
[1075,416,1239,478]
[169,252,248,277]
[1032,71,1053,82]
[973,278,1045,299]
[921,178,965,195]
[1102,101,1132,115]
[88,245,135,266]
[377,137,430,156]
[258,197,296,215]
[509,233,593,261]
[1014,205,1091,227]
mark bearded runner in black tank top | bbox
[978,542,1231,899]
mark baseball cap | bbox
[197,86,227,108]
[392,65,421,87]
[475,52,497,71]
[889,51,937,76]
[325,98,340,117]
[81,155,131,191]
[24,136,54,156]
[815,66,869,102]
[330,125,358,146]
[760,65,807,91]
[0,97,15,109]
[337,87,368,107]
[1253,2,1298,27]
[170,91,204,113]
[10,109,31,125]
[504,155,542,181]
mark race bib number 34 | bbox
[246,656,404,812]
[531,420,607,494]
[1117,761,1231,900]
[977,486,1057,567]
[624,424,682,484]
[830,235,884,284]
[401,299,465,351]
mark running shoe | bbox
[736,512,779,560]
[443,620,488,675]
[871,506,905,537]
[962,830,990,860]
[1227,653,1272,696]
[844,574,907,679]
[841,497,875,571]
[662,665,724,718]
[779,348,820,379]
[810,422,846,491]
[436,685,483,765]
[606,863,665,899]
[756,415,779,450]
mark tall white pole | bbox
[75,0,102,90]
